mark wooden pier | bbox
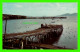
[3,24,64,49]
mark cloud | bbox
[56,3,60,7]
[14,4,22,8]
[61,7,66,10]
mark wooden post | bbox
[29,36,32,44]
[4,17,7,39]
[5,19,7,34]
[46,34,47,38]
[39,35,41,43]
[32,46,34,49]
[26,37,27,45]
[20,38,24,49]
[38,35,40,43]
[21,41,23,49]
[35,46,37,49]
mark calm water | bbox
[3,16,77,49]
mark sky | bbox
[3,3,77,17]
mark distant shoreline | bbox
[3,14,67,20]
